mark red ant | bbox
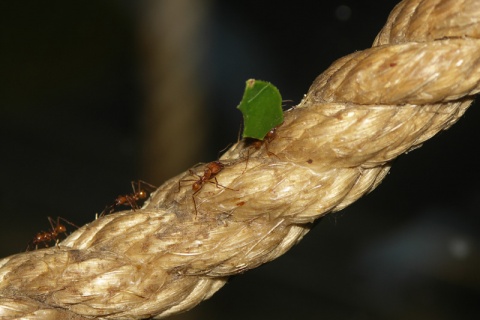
[179,161,234,216]
[27,216,78,250]
[101,180,157,216]
[192,161,224,192]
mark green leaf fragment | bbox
[237,79,284,140]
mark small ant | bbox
[179,161,233,216]
[28,216,78,250]
[192,161,224,193]
[101,180,157,216]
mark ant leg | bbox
[241,148,251,175]
[99,205,112,218]
[264,142,280,159]
[57,217,80,229]
[131,180,138,194]
[130,180,156,194]
[177,170,200,192]
[237,124,243,143]
[47,216,56,231]
[203,178,238,192]
[192,194,198,217]
[127,195,139,210]
[213,177,219,188]
[178,170,193,192]
[137,180,157,190]
[177,179,190,193]
[190,186,203,218]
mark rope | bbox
[1,0,479,318]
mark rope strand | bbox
[1,0,479,318]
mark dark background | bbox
[1,1,480,319]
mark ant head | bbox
[56,224,67,233]
[137,190,148,199]
[266,127,277,140]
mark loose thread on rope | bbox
[1,0,480,319]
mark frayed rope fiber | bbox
[2,0,480,318]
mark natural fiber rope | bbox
[2,0,480,318]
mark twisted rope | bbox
[1,0,479,318]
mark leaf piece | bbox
[237,79,283,140]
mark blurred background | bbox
[1,1,480,319]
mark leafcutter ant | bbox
[101,180,157,216]
[27,216,78,250]
[179,161,234,216]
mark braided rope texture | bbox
[1,0,480,318]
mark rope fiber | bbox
[1,0,480,318]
